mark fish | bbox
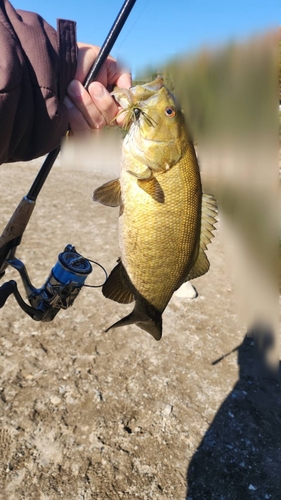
[93,76,217,341]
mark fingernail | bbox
[68,79,83,98]
[90,82,105,99]
[63,95,74,109]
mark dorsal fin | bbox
[187,193,218,281]
[93,179,121,207]
[102,260,134,304]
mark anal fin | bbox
[102,260,134,304]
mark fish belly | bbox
[119,149,202,312]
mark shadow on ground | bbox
[186,326,281,500]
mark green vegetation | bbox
[136,31,277,143]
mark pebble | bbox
[174,282,198,299]
[248,484,257,491]
[50,396,61,406]
[162,404,173,416]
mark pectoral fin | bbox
[137,177,165,203]
[93,179,121,207]
[102,260,134,304]
[187,193,218,281]
[127,165,152,179]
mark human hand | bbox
[63,42,131,132]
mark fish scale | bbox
[120,144,202,312]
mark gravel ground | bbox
[0,154,280,500]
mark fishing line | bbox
[113,0,150,61]
[83,258,108,288]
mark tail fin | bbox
[105,299,162,341]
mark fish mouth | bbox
[112,76,167,129]
[111,76,164,110]
[124,76,164,101]
[113,105,155,131]
[131,106,157,128]
[135,75,164,93]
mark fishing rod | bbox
[0,0,136,321]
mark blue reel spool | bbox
[52,249,92,287]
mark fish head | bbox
[113,77,188,172]
[112,76,164,110]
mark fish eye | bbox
[165,107,176,118]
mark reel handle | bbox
[0,281,15,308]
[0,280,42,320]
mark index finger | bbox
[114,71,132,90]
[97,58,132,91]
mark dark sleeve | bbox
[0,0,77,164]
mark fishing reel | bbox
[0,245,101,321]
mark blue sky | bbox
[13,0,280,77]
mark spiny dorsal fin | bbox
[93,179,121,207]
[102,260,134,304]
[137,177,165,203]
[187,193,218,281]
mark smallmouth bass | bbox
[93,76,217,340]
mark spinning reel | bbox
[0,245,94,321]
